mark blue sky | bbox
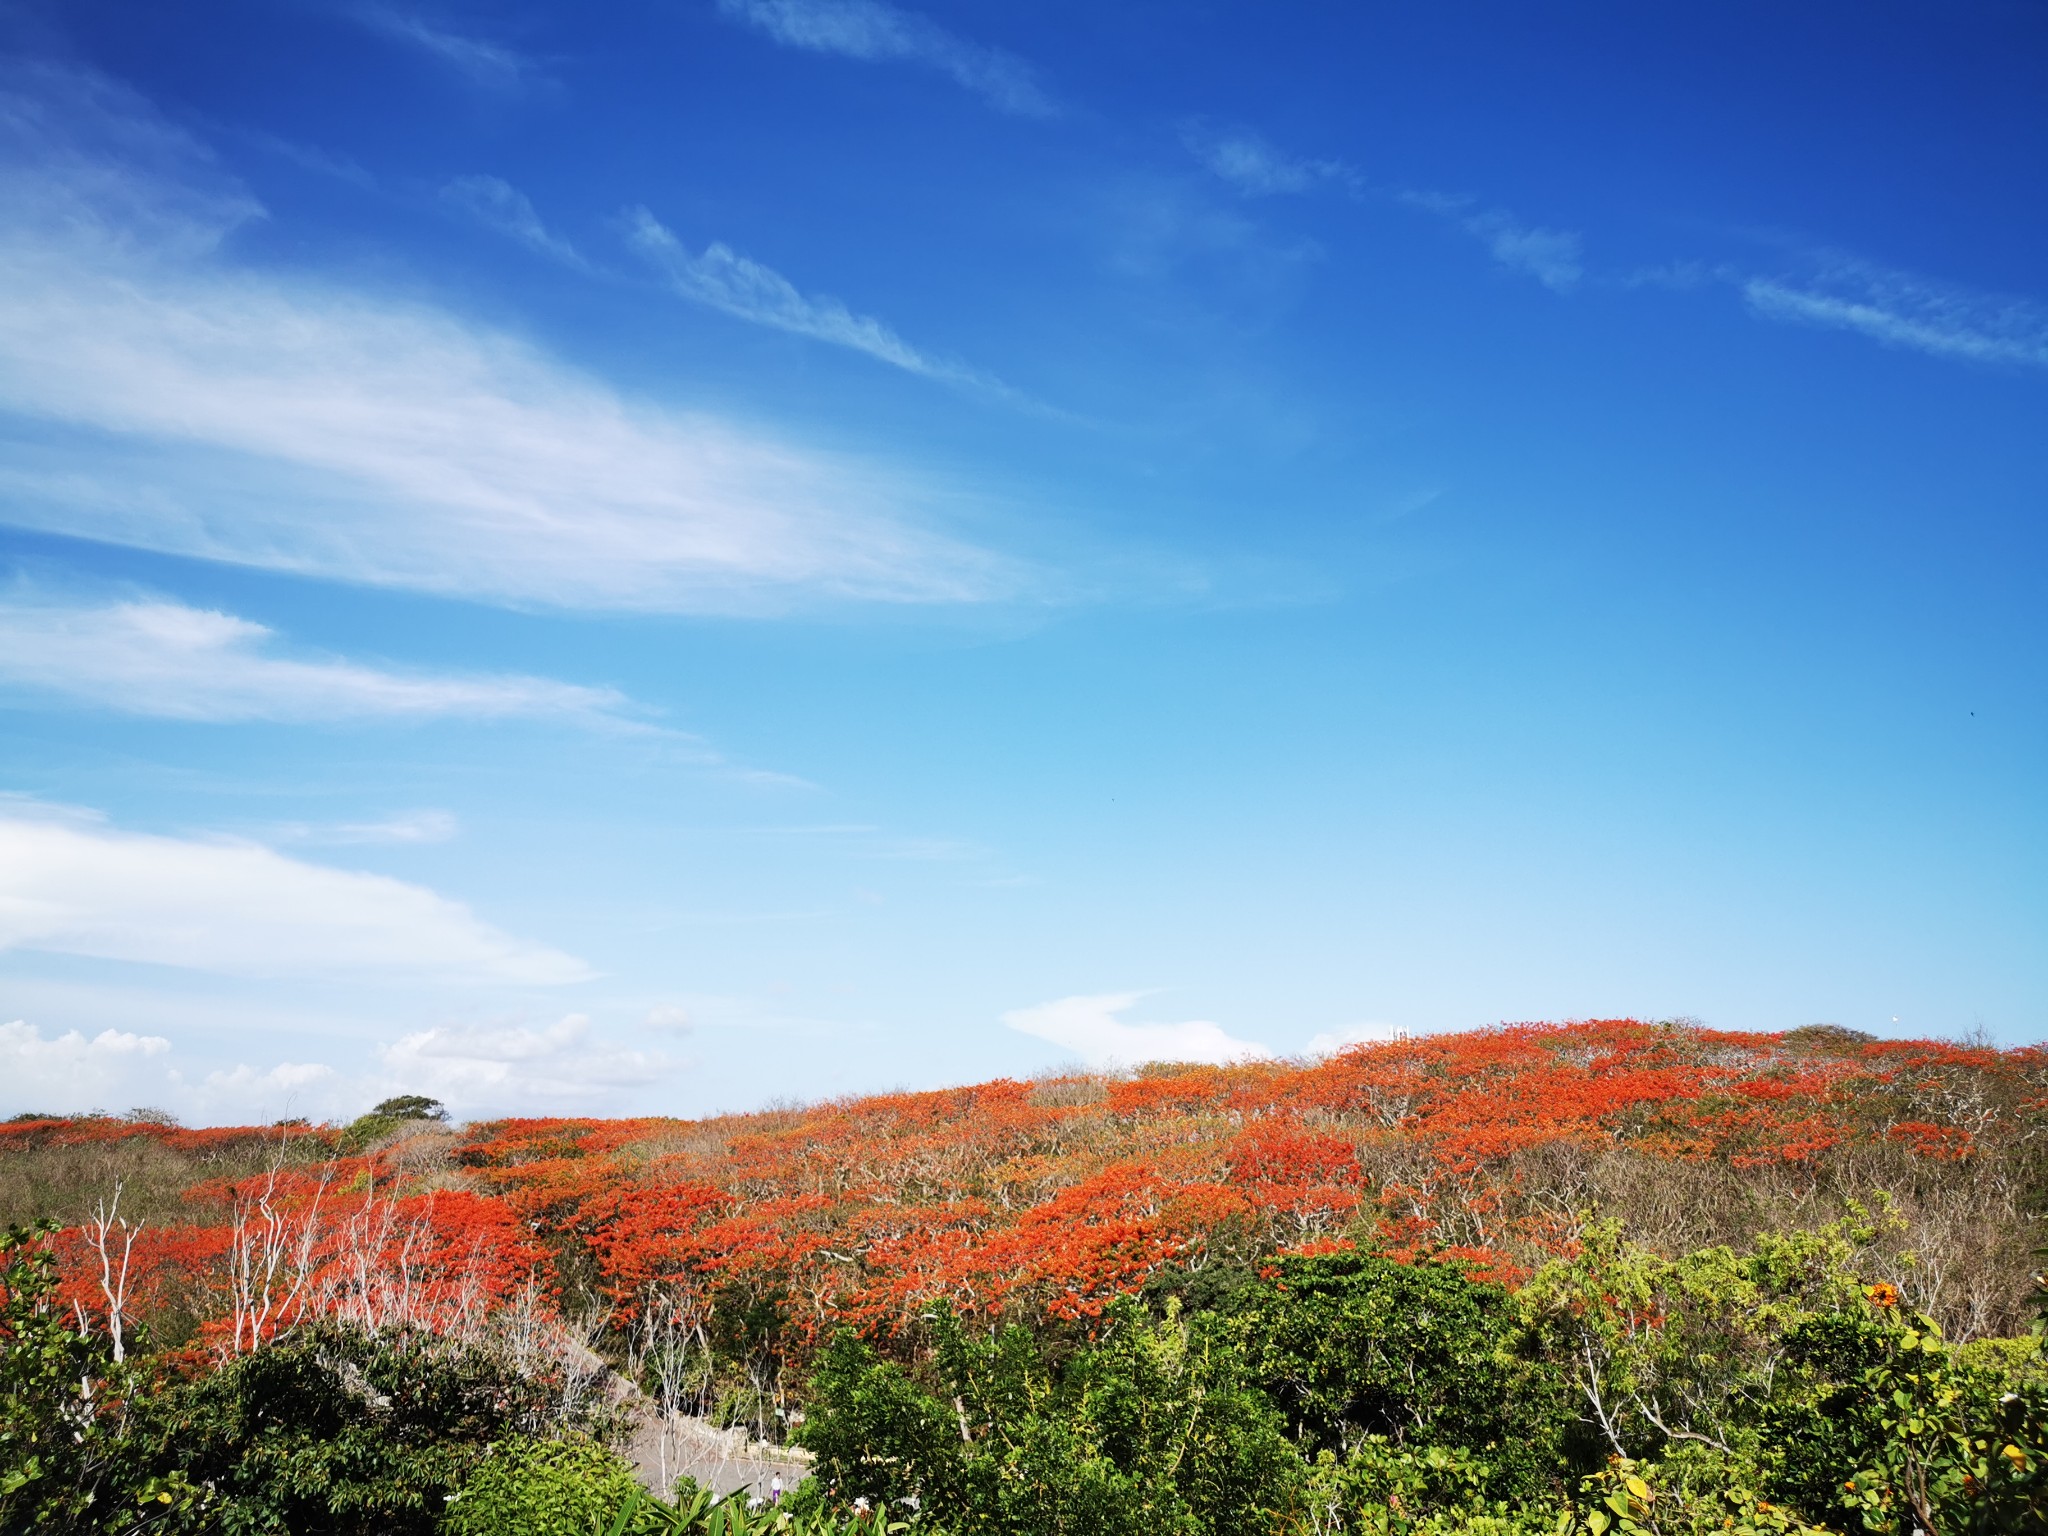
[0,0,2042,1122]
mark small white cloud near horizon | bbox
[381,1013,670,1108]
[643,1005,694,1033]
[0,1016,348,1121]
[0,591,647,728]
[1003,991,1274,1069]
[0,799,591,984]
[0,1019,171,1114]
[195,1060,340,1120]
[716,0,1056,117]
[1305,1021,1410,1056]
[1743,254,2048,370]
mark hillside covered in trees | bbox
[5,1018,2047,1533]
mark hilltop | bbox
[8,1016,2048,1535]
[5,1018,2040,1359]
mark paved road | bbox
[625,1413,812,1504]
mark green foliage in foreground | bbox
[0,1222,201,1534]
[797,1222,2048,1536]
[452,1442,920,1536]
[798,1295,1302,1536]
[8,1212,2048,1536]
[126,1322,555,1535]
[444,1438,704,1536]
[0,1221,555,1535]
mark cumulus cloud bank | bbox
[1003,991,1273,1069]
[0,1019,171,1114]
[0,1007,674,1122]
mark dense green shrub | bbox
[340,1095,448,1151]
[443,1436,695,1536]
[801,1298,1302,1536]
[1761,1305,2048,1534]
[1239,1251,1573,1502]
[0,1222,200,1534]
[127,1322,553,1535]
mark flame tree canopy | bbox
[6,1018,2042,1366]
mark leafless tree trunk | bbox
[80,1180,143,1363]
[225,1158,330,1354]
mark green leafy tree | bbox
[1764,1292,2047,1535]
[1559,1454,1837,1536]
[801,1299,1301,1536]
[444,1437,713,1536]
[1240,1250,1571,1506]
[1518,1216,1874,1470]
[341,1095,449,1150]
[798,1327,965,1517]
[127,1321,552,1535]
[0,1221,197,1535]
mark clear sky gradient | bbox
[0,0,2042,1122]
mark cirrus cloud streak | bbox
[0,63,1014,613]
[0,592,645,727]
[716,0,1056,117]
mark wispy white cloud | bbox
[624,207,989,386]
[0,799,591,984]
[717,0,1055,117]
[1183,126,1581,292]
[1465,212,1583,292]
[271,810,461,846]
[0,591,646,727]
[1742,255,2048,369]
[1184,127,1355,198]
[236,129,379,191]
[1402,192,1583,292]
[350,7,535,90]
[1003,991,1272,1069]
[728,822,983,861]
[381,1013,669,1106]
[0,63,1011,613]
[442,174,583,266]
